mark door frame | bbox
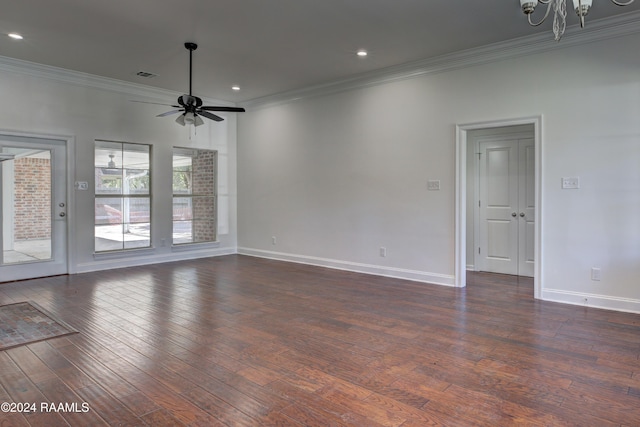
[455,116,542,298]
[0,128,76,278]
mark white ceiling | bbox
[1,0,639,104]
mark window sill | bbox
[171,241,221,252]
[93,246,156,260]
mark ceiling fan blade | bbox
[131,100,180,107]
[198,110,224,122]
[157,109,184,117]
[200,106,246,112]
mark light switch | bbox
[561,177,580,189]
[427,180,441,191]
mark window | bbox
[95,141,151,252]
[172,148,217,245]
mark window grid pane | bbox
[95,141,151,253]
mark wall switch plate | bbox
[272,236,277,245]
[591,267,601,281]
[427,180,441,191]
[75,181,89,190]
[379,247,387,257]
[561,177,580,189]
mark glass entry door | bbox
[0,136,67,282]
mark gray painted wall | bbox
[238,32,640,312]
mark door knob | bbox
[520,212,525,217]
[512,212,517,217]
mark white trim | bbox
[238,247,455,287]
[171,241,221,252]
[543,289,640,314]
[77,246,235,274]
[66,135,76,274]
[241,11,640,109]
[1,12,638,111]
[455,116,542,299]
[455,126,468,288]
[0,56,235,107]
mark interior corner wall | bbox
[237,32,640,312]
[0,67,238,273]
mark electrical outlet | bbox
[379,247,387,257]
[591,267,601,281]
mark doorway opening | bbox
[455,117,542,299]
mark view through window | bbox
[95,141,151,252]
[173,148,217,245]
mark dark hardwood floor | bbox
[1,255,639,426]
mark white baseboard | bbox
[237,247,455,287]
[542,288,640,314]
[75,246,236,274]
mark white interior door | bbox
[0,136,67,282]
[478,138,534,277]
[518,139,535,277]
[479,140,519,275]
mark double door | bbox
[1,136,67,282]
[478,138,534,277]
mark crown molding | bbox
[0,55,233,106]
[240,10,640,110]
[1,10,639,111]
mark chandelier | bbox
[520,0,635,41]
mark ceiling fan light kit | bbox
[520,0,634,40]
[141,42,245,127]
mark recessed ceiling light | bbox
[232,86,241,91]
[356,50,368,57]
[8,33,23,40]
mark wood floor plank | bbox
[5,346,58,385]
[0,371,68,427]
[0,382,31,427]
[34,377,108,427]
[139,408,188,426]
[267,379,385,427]
[1,257,640,425]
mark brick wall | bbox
[191,151,216,242]
[13,157,51,240]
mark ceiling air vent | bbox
[136,71,157,78]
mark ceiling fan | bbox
[151,42,245,126]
